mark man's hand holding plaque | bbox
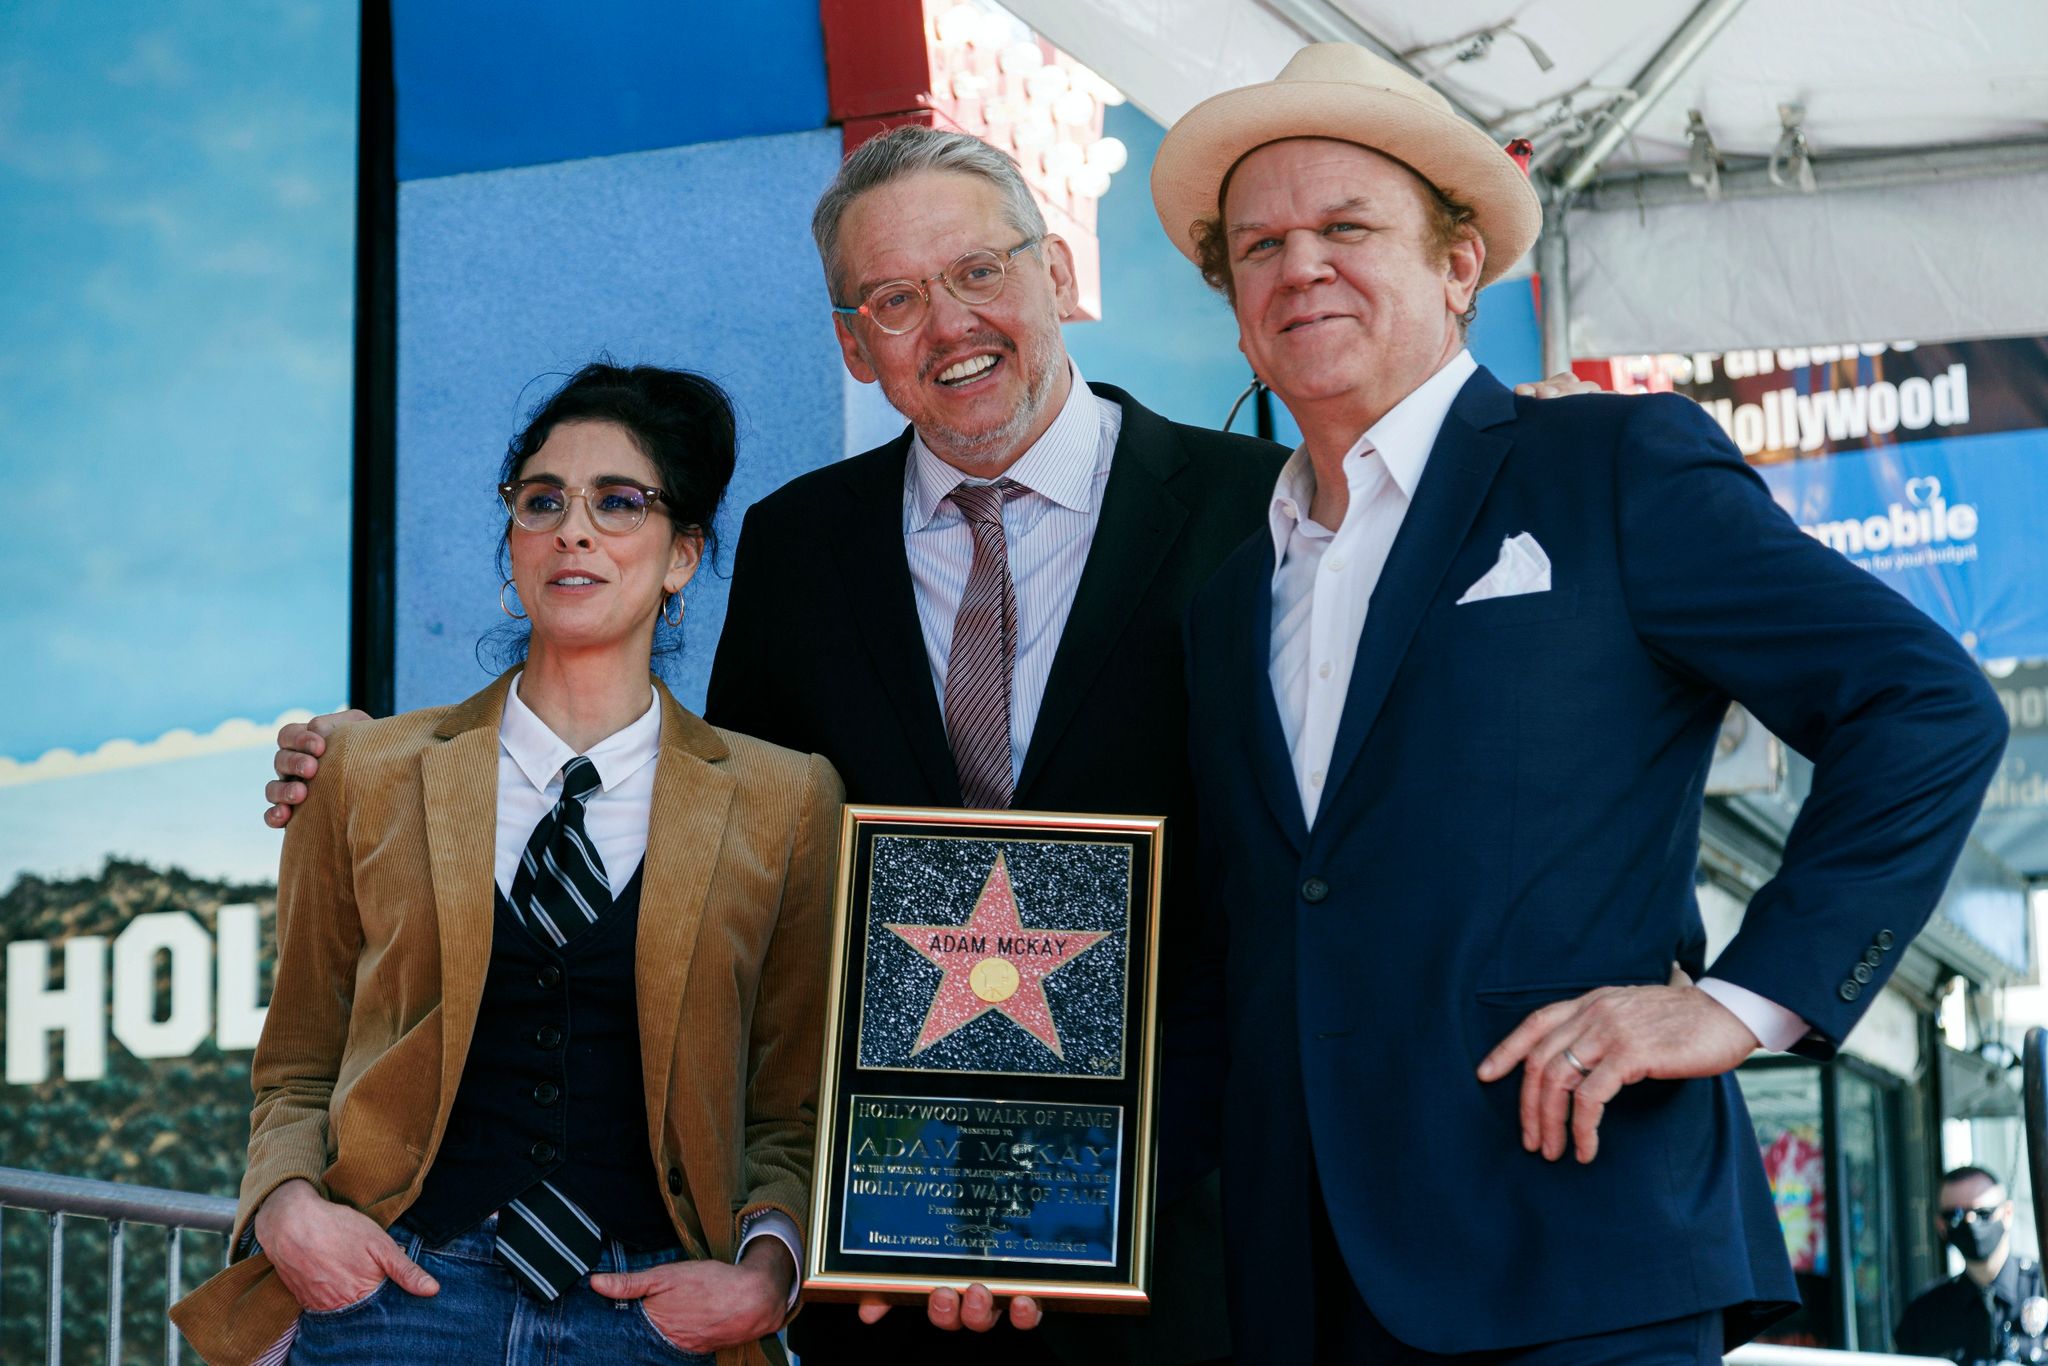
[856,1284,1042,1332]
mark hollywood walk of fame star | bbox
[884,848,1109,1059]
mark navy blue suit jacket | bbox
[1183,367,2007,1357]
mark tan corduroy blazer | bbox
[171,669,842,1366]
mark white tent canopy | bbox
[1004,0,2048,360]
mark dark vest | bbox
[407,864,674,1248]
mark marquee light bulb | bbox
[973,11,1014,50]
[1086,136,1128,175]
[1071,168,1112,199]
[1012,115,1054,151]
[1053,89,1095,128]
[1025,64,1069,104]
[1000,42,1043,74]
[1080,70,1128,107]
[935,4,980,45]
[1044,140,1086,177]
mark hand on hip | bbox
[1476,971,1759,1164]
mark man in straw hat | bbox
[1154,41,2008,1363]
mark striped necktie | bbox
[507,755,611,948]
[943,479,1022,809]
[496,1179,604,1301]
[494,755,610,1298]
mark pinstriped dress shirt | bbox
[903,365,1123,788]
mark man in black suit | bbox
[705,125,1278,1366]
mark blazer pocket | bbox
[1450,587,1579,627]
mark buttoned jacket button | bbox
[1840,980,1862,1003]
[1301,878,1330,904]
[1863,948,1884,968]
[532,1082,560,1107]
[535,1024,563,1049]
[530,1140,556,1164]
[1875,930,1895,949]
[666,1167,684,1195]
[1851,963,1874,985]
[536,964,562,989]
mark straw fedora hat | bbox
[1151,43,1541,288]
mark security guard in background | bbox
[1897,1166,2048,1364]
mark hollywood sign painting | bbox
[4,907,270,1085]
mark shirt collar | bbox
[500,674,663,797]
[1265,349,1478,558]
[1991,1251,2025,1306]
[906,361,1099,529]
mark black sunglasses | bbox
[1939,1204,2004,1224]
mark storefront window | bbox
[1738,1057,1926,1351]
[1841,1068,1904,1348]
[1740,1064,1832,1345]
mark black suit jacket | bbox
[706,381,1284,1364]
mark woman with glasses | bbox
[172,363,842,1366]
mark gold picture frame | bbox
[804,805,1166,1312]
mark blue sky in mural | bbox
[0,0,357,764]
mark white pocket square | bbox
[1456,532,1552,604]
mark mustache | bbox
[919,332,1016,383]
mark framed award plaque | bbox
[804,806,1165,1312]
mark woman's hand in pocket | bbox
[253,1179,439,1311]
[590,1237,793,1352]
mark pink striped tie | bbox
[944,479,1022,809]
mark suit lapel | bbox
[1319,371,1516,819]
[1225,537,1311,852]
[1016,385,1188,800]
[636,686,736,1175]
[826,435,960,804]
[422,672,519,1125]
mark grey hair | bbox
[812,125,1048,302]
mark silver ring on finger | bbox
[1563,1046,1594,1079]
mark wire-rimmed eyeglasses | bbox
[831,237,1044,335]
[499,478,670,535]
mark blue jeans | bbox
[287,1214,715,1365]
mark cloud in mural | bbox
[0,710,336,789]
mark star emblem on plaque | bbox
[858,833,1133,1078]
[884,850,1110,1059]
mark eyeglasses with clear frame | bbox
[831,236,1044,335]
[499,478,670,535]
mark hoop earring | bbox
[663,592,685,628]
[500,577,527,620]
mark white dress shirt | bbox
[496,677,802,1297]
[1263,351,1807,1054]
[905,363,1122,787]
